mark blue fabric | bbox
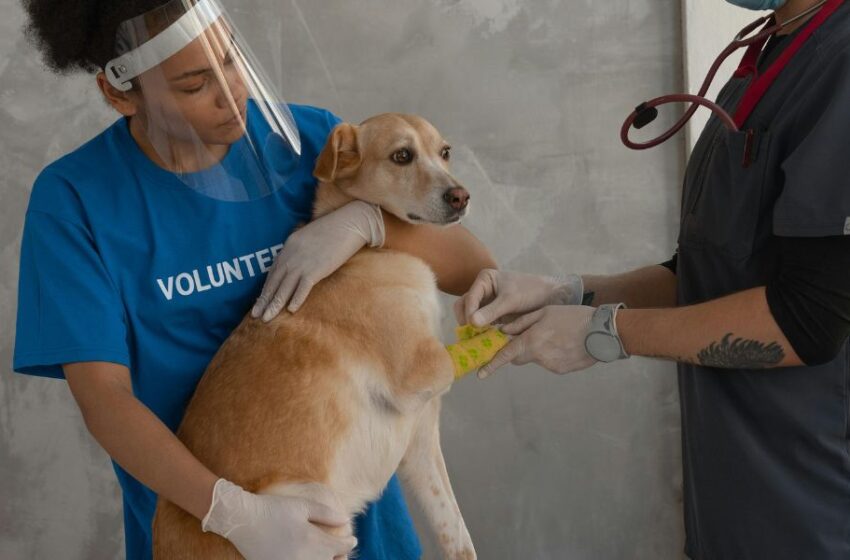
[13,102,421,560]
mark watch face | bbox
[586,332,620,363]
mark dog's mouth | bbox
[406,212,465,225]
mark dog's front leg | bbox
[399,398,476,560]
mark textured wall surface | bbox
[0,1,685,558]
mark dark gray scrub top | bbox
[677,5,850,559]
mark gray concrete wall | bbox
[0,1,685,558]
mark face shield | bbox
[104,0,301,201]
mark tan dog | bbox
[152,114,476,560]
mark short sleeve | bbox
[282,104,344,219]
[14,182,129,379]
[774,48,850,237]
[323,107,343,130]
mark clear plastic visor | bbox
[104,0,301,201]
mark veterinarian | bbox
[456,0,850,558]
[13,1,494,559]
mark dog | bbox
[152,113,477,560]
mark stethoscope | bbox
[620,0,835,151]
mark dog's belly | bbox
[260,372,422,515]
[172,249,450,512]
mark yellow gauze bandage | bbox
[446,324,509,380]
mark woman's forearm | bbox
[617,287,803,368]
[582,265,678,308]
[64,362,218,520]
[382,211,498,295]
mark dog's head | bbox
[313,113,470,225]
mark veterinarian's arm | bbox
[455,264,677,328]
[617,287,802,367]
[64,361,218,520]
[582,264,677,308]
[478,287,803,377]
[382,211,498,295]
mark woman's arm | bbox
[382,211,498,295]
[65,361,357,556]
[253,203,498,320]
[64,361,218,520]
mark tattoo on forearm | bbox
[582,291,595,306]
[696,333,785,369]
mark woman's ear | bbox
[314,123,361,183]
[96,72,139,117]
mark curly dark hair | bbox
[22,0,172,74]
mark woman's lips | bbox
[220,107,247,127]
[220,114,241,127]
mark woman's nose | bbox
[214,68,247,110]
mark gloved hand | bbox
[478,305,597,378]
[202,479,357,560]
[454,269,584,327]
[252,201,385,321]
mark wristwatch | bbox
[584,303,630,363]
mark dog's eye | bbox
[391,148,413,165]
[441,146,451,161]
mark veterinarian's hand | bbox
[478,305,597,378]
[202,479,357,560]
[455,269,584,327]
[252,201,385,321]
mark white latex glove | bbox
[454,269,584,327]
[202,479,357,560]
[478,305,597,378]
[252,201,385,321]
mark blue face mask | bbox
[725,0,787,9]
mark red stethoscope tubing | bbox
[621,0,838,150]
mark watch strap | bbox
[584,303,629,362]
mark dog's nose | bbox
[443,187,470,211]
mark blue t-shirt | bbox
[13,102,421,560]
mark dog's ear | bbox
[314,123,361,183]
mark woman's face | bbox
[130,21,249,148]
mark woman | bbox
[13,1,495,559]
[457,0,850,558]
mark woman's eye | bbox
[441,146,451,161]
[392,148,413,165]
[183,83,205,95]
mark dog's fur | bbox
[152,113,476,559]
